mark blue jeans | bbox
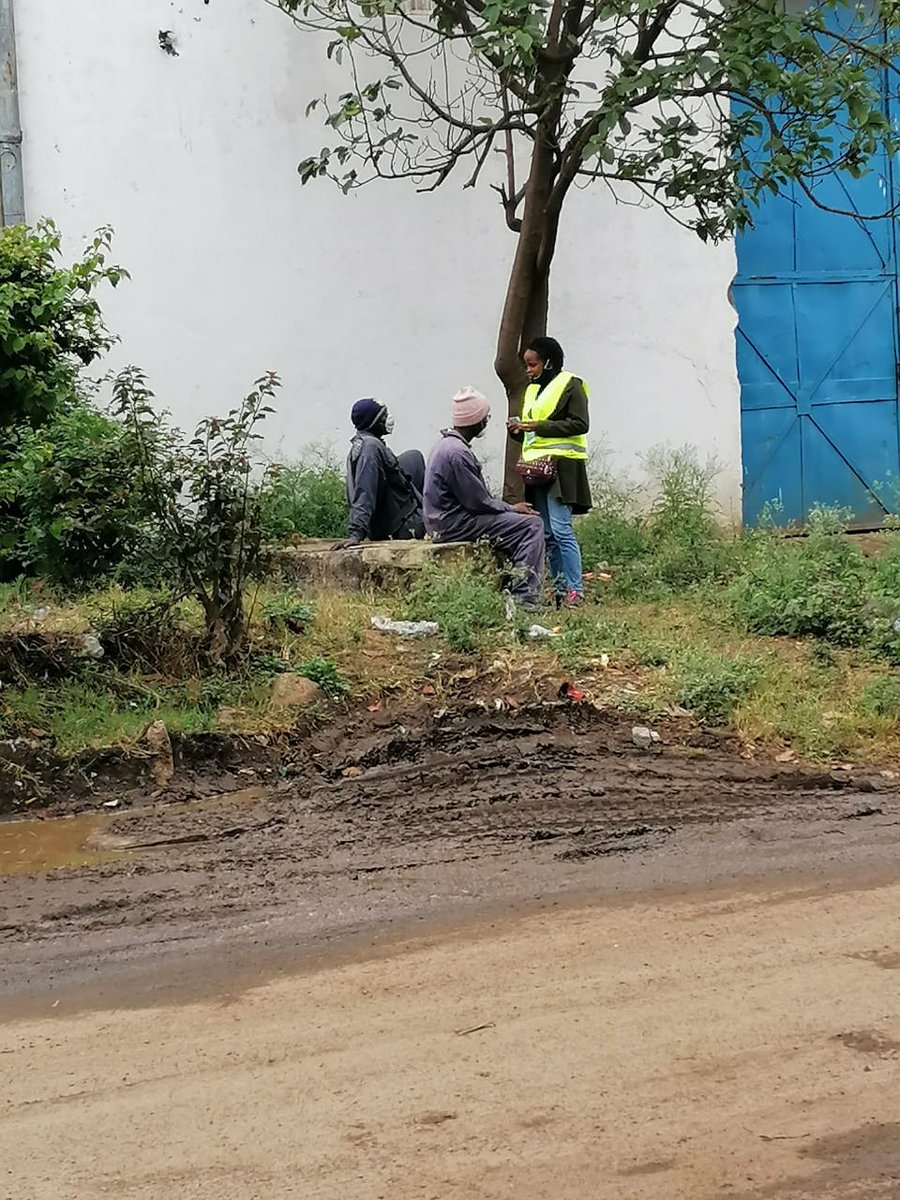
[532,487,583,596]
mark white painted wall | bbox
[14,0,742,518]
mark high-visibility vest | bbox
[520,371,589,462]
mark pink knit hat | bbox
[452,386,490,428]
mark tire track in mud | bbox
[2,707,899,972]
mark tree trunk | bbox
[200,590,246,668]
[500,270,550,501]
[494,130,561,501]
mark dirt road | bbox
[3,706,900,1197]
[3,707,900,1004]
[4,874,900,1199]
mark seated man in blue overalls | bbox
[343,399,425,545]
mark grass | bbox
[6,446,900,766]
[2,672,273,754]
[403,548,507,652]
[4,575,900,764]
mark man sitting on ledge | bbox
[343,398,425,546]
[423,388,545,611]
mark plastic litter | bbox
[370,615,439,637]
[80,633,105,660]
[528,624,559,640]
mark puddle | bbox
[0,784,274,877]
[0,813,116,876]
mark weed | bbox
[87,588,202,674]
[727,507,870,646]
[618,689,667,720]
[262,590,316,633]
[858,674,900,719]
[261,448,348,541]
[0,576,33,616]
[577,446,738,598]
[576,468,648,571]
[295,656,350,697]
[404,551,506,653]
[252,652,293,676]
[642,446,739,590]
[673,649,761,725]
[808,641,837,669]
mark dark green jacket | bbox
[511,374,593,514]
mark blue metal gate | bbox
[733,22,900,527]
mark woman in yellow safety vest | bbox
[507,336,592,608]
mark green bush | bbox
[0,220,126,431]
[114,368,283,666]
[674,650,761,725]
[578,447,737,598]
[576,472,648,571]
[405,552,505,652]
[727,507,870,646]
[0,400,162,586]
[261,449,348,541]
[642,446,738,590]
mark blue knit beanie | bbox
[351,398,386,431]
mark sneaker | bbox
[564,590,584,609]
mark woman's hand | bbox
[511,501,538,516]
[516,421,539,432]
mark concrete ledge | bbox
[273,539,473,591]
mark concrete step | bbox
[273,539,472,590]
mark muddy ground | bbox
[3,705,900,1011]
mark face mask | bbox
[384,415,395,435]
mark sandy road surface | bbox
[4,875,900,1200]
[4,708,900,1198]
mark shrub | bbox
[261,449,348,541]
[405,551,505,652]
[869,534,900,600]
[642,446,737,590]
[576,470,648,571]
[0,400,162,585]
[113,367,281,666]
[577,447,737,598]
[0,221,126,430]
[674,650,761,725]
[727,507,869,646]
